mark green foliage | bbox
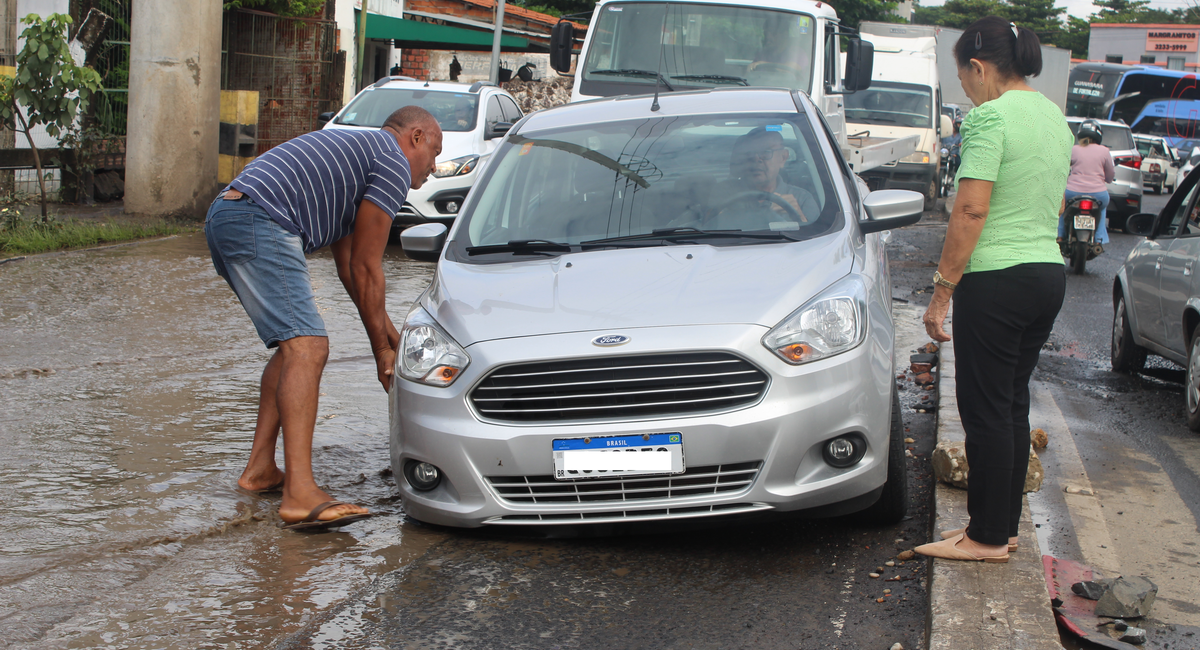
[222,0,327,18]
[828,0,905,30]
[0,216,191,255]
[0,14,103,139]
[512,0,596,19]
[1058,15,1091,59]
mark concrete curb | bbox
[929,334,1065,649]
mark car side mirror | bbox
[317,111,335,125]
[860,189,924,233]
[550,21,575,74]
[485,121,513,140]
[401,223,448,263]
[1126,212,1157,237]
[940,114,952,138]
[843,38,874,92]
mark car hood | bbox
[424,236,856,347]
[437,130,480,159]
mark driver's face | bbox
[732,134,786,191]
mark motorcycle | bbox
[939,144,960,197]
[1060,194,1102,275]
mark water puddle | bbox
[0,233,444,648]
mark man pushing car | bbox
[205,106,441,531]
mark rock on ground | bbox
[1095,576,1158,619]
[932,444,1043,492]
[1030,427,1049,449]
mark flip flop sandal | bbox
[280,500,373,532]
[915,533,1009,563]
[940,527,1018,552]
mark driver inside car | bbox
[707,126,819,230]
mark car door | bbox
[1159,181,1200,355]
[1132,176,1198,348]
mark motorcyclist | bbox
[941,116,962,151]
[1060,119,1114,255]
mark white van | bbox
[844,34,951,210]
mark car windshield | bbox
[846,81,934,128]
[581,3,816,94]
[335,88,479,132]
[1068,120,1135,151]
[454,114,842,260]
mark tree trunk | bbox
[14,109,48,221]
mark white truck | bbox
[548,0,918,173]
[845,34,952,210]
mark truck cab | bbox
[549,0,916,173]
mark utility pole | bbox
[357,0,369,91]
[489,0,506,83]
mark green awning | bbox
[360,11,534,52]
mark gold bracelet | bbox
[933,271,957,290]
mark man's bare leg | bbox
[237,350,287,492]
[272,335,370,523]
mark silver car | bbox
[1116,164,1200,430]
[389,88,924,528]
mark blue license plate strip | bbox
[552,433,685,480]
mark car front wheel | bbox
[859,384,908,525]
[1112,295,1147,374]
[1187,324,1200,431]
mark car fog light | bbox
[446,200,460,213]
[823,434,866,468]
[405,460,442,491]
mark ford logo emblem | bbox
[592,334,630,347]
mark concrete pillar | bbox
[125,0,221,218]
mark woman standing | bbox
[916,17,1073,563]
[1060,119,1115,256]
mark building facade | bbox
[1087,23,1200,70]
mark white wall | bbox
[14,0,72,149]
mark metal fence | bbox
[91,0,131,137]
[221,9,340,154]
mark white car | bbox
[320,77,524,231]
[1134,134,1180,194]
[1180,147,1200,184]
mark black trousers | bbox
[953,263,1065,546]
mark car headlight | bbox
[762,277,868,365]
[902,151,931,164]
[432,154,480,178]
[399,307,469,386]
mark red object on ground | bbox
[1043,555,1140,650]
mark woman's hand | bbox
[923,289,953,342]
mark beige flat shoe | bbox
[940,528,1018,552]
[915,533,1009,563]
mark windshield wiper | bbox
[581,227,796,248]
[590,69,674,91]
[670,74,748,86]
[466,239,573,256]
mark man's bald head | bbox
[384,105,439,132]
[384,105,443,190]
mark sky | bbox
[917,0,1199,20]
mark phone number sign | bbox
[1147,30,1199,53]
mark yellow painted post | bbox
[218,90,259,183]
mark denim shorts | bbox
[205,195,327,348]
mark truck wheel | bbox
[1111,295,1147,374]
[1187,324,1200,431]
[859,385,908,525]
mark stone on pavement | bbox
[1071,580,1108,601]
[931,444,1042,492]
[1095,576,1158,619]
[1030,427,1048,449]
[1119,626,1147,644]
[1025,449,1044,493]
[1113,618,1128,631]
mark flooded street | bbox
[0,233,441,649]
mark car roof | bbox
[361,77,511,97]
[513,88,806,134]
[1065,116,1130,130]
[596,0,838,19]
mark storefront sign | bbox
[1146,29,1199,53]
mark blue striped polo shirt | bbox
[229,128,412,253]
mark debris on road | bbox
[1119,626,1147,644]
[1096,576,1158,619]
[1030,427,1049,449]
[931,444,1043,491]
[1071,580,1108,600]
[1064,485,1096,496]
[910,352,938,374]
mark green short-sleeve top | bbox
[955,90,1074,273]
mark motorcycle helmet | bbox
[1077,119,1103,145]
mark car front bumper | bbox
[389,323,894,528]
[392,168,482,228]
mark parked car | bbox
[1175,139,1200,160]
[1180,148,1200,183]
[388,87,924,529]
[941,103,964,124]
[1134,134,1180,194]
[319,77,523,233]
[1065,117,1143,231]
[1114,164,1200,429]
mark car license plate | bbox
[552,433,684,480]
[1074,215,1096,230]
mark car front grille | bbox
[469,352,768,423]
[483,502,771,525]
[486,461,763,505]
